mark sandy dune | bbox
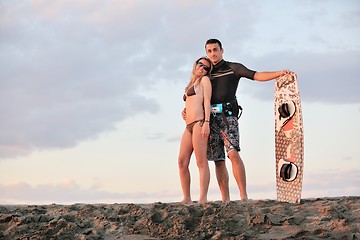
[1,196,359,239]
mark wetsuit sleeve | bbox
[229,62,256,80]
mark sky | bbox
[1,0,359,204]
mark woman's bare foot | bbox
[181,198,193,204]
[241,194,248,202]
[198,198,208,205]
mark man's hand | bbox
[281,69,296,77]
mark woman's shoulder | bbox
[201,75,211,84]
[201,75,211,81]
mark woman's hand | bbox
[201,122,210,138]
[182,108,186,121]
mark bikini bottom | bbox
[186,119,204,134]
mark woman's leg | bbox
[192,124,210,204]
[178,129,193,204]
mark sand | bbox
[0,196,359,239]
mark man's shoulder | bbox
[215,60,241,69]
[223,61,247,74]
[225,60,244,67]
[223,60,256,79]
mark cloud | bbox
[2,168,358,204]
[295,50,360,104]
[302,168,360,198]
[229,168,360,200]
[0,0,259,159]
[231,1,360,105]
[240,50,360,104]
[0,1,169,158]
[0,180,179,204]
[1,0,359,159]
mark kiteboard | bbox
[274,73,304,204]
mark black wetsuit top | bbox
[210,59,256,104]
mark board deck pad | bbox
[274,74,304,204]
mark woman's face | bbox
[195,59,210,76]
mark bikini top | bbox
[183,84,197,101]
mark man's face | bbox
[205,43,223,65]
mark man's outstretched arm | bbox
[254,70,294,82]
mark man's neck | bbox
[213,59,224,66]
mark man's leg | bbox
[208,116,230,203]
[227,150,248,201]
[214,160,230,203]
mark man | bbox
[205,38,293,202]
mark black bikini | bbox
[183,84,196,101]
[183,84,204,134]
[186,119,204,134]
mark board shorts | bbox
[207,115,240,161]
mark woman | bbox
[178,57,212,204]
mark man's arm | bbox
[253,70,294,82]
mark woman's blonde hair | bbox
[185,57,212,92]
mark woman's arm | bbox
[201,76,212,138]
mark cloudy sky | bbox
[1,0,359,204]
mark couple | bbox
[178,39,294,204]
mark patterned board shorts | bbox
[207,115,240,161]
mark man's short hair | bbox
[205,39,222,49]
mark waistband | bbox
[211,103,223,114]
[211,99,242,119]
